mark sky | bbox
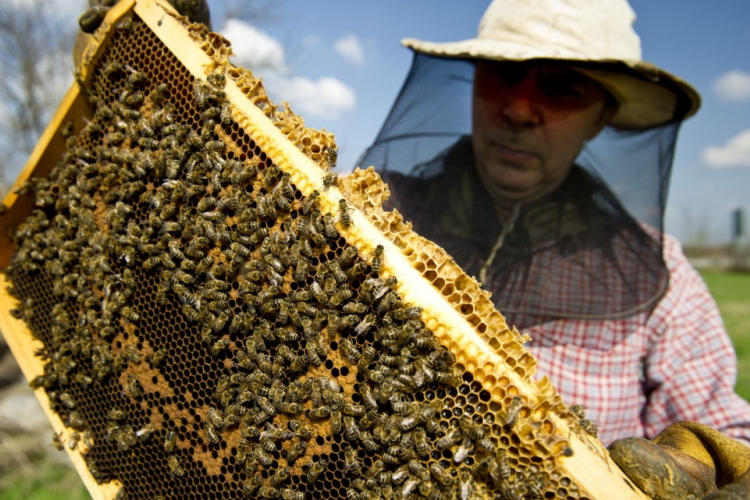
[4,0,750,245]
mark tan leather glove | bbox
[609,422,750,499]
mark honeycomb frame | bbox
[0,1,648,499]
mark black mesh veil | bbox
[358,53,681,329]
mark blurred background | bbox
[0,1,747,498]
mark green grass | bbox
[0,452,90,500]
[699,270,750,401]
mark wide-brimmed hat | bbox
[402,0,700,130]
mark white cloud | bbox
[702,129,750,168]
[220,19,287,75]
[713,70,750,101]
[334,34,365,65]
[273,76,356,120]
[219,19,356,120]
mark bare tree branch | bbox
[0,0,81,192]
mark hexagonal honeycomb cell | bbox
[0,1,645,500]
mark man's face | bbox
[472,61,614,208]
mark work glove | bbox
[609,421,750,499]
[78,0,211,34]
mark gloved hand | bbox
[78,0,211,34]
[608,421,750,499]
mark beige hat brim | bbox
[402,37,700,130]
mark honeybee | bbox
[505,396,523,428]
[151,83,169,104]
[289,419,312,440]
[118,16,133,31]
[270,467,291,486]
[301,190,319,214]
[330,408,343,435]
[578,418,598,438]
[354,314,378,336]
[286,440,307,463]
[103,61,125,78]
[120,306,140,322]
[137,135,159,150]
[124,345,141,364]
[205,421,221,444]
[115,426,137,452]
[126,374,143,398]
[167,455,185,478]
[344,416,360,441]
[495,449,512,481]
[108,407,127,422]
[342,302,368,314]
[346,490,361,500]
[259,486,279,499]
[68,431,81,450]
[324,146,338,168]
[434,428,462,450]
[253,444,274,466]
[151,348,167,368]
[339,338,361,364]
[52,431,64,451]
[281,489,304,500]
[164,429,176,453]
[212,312,230,333]
[243,476,263,496]
[277,173,294,198]
[358,346,377,372]
[453,436,476,465]
[207,72,226,88]
[220,101,231,125]
[502,481,523,500]
[306,459,327,483]
[344,447,361,475]
[400,478,419,498]
[330,289,353,306]
[338,199,353,228]
[569,404,587,419]
[206,406,225,429]
[59,392,76,409]
[135,423,156,441]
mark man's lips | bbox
[488,142,538,163]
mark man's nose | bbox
[498,77,542,128]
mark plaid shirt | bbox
[526,233,750,445]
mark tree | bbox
[0,0,83,194]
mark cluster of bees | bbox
[1,14,578,500]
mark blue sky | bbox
[214,0,750,245]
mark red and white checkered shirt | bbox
[525,234,750,446]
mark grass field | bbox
[0,451,89,500]
[699,269,750,401]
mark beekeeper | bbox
[360,0,750,496]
